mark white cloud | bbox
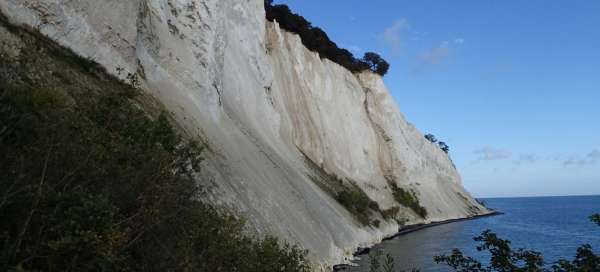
[423,45,450,64]
[474,147,512,161]
[412,37,464,73]
[383,19,409,55]
[564,149,600,166]
[411,44,450,74]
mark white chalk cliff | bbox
[0,0,489,270]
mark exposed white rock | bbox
[0,0,489,270]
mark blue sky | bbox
[274,0,600,198]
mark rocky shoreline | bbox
[333,211,504,271]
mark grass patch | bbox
[381,206,400,221]
[301,154,383,226]
[389,183,428,218]
[335,182,380,225]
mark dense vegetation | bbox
[264,0,390,76]
[304,155,404,227]
[335,183,381,226]
[389,183,428,218]
[0,18,310,272]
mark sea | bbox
[348,195,600,271]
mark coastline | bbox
[333,210,503,271]
[382,210,503,242]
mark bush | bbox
[0,19,311,271]
[424,134,450,154]
[424,134,438,144]
[435,230,544,271]
[435,215,600,271]
[381,207,401,221]
[438,142,450,154]
[368,249,397,272]
[336,183,379,225]
[364,215,600,271]
[363,52,390,76]
[264,1,390,76]
[389,183,428,218]
[0,84,311,272]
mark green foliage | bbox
[369,249,419,272]
[369,249,384,272]
[336,183,379,225]
[435,215,600,272]
[335,183,409,226]
[0,20,311,271]
[553,244,600,271]
[264,2,390,76]
[435,249,486,272]
[303,156,387,227]
[0,82,310,272]
[551,215,600,271]
[31,192,125,270]
[362,52,390,76]
[435,230,545,271]
[74,56,103,73]
[381,207,401,221]
[590,214,600,226]
[366,216,600,272]
[438,142,450,154]
[369,249,395,272]
[389,184,428,218]
[424,134,450,154]
[424,134,438,144]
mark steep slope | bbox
[0,0,489,269]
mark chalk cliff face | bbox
[1,0,488,269]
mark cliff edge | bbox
[0,0,489,269]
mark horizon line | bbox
[478,193,600,199]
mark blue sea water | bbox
[349,195,600,271]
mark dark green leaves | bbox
[265,3,391,76]
[0,20,311,272]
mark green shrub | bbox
[590,214,600,226]
[0,82,311,272]
[264,1,390,76]
[389,183,428,218]
[336,183,377,225]
[381,207,401,221]
[372,214,600,271]
[369,200,382,211]
[0,18,311,271]
[424,134,450,154]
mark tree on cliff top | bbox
[438,142,450,154]
[425,134,438,144]
[363,52,390,76]
[264,0,391,76]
